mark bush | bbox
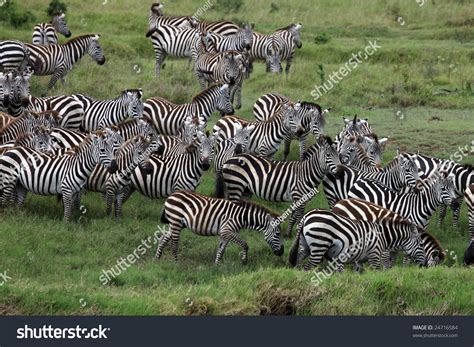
[47,0,68,16]
[215,0,244,13]
[0,1,35,28]
[314,32,330,44]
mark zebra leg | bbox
[105,190,114,216]
[47,67,66,93]
[155,229,173,259]
[298,136,307,161]
[402,254,411,266]
[114,191,126,219]
[367,252,383,270]
[62,190,74,222]
[285,55,293,75]
[437,204,448,227]
[14,185,27,208]
[285,201,305,237]
[303,250,324,271]
[283,139,291,161]
[451,197,463,229]
[155,49,166,77]
[170,227,182,261]
[215,239,230,265]
[217,226,249,264]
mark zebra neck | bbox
[0,119,28,143]
[70,141,99,174]
[62,39,89,69]
[191,89,217,119]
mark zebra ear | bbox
[378,137,388,146]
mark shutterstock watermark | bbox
[99,225,169,285]
[449,140,474,163]
[310,40,381,101]
[193,0,213,20]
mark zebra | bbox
[400,152,474,228]
[334,115,373,150]
[25,34,106,92]
[147,2,194,31]
[274,23,302,74]
[129,131,215,201]
[206,25,253,53]
[348,170,457,228]
[332,198,444,268]
[158,115,206,157]
[0,125,52,153]
[0,40,33,72]
[465,184,474,240]
[143,83,234,136]
[146,25,202,76]
[218,136,342,236]
[49,127,87,150]
[0,71,14,111]
[12,132,117,221]
[322,154,420,209]
[338,135,386,170]
[188,18,240,36]
[288,209,426,270]
[0,110,58,144]
[193,49,247,109]
[157,191,284,263]
[74,89,144,131]
[32,12,71,45]
[249,31,284,73]
[212,102,301,158]
[3,68,32,117]
[253,93,329,159]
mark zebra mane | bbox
[235,200,279,219]
[299,101,322,113]
[276,23,298,31]
[64,34,97,45]
[191,84,220,103]
[462,163,474,172]
[422,232,445,260]
[64,134,94,155]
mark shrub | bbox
[0,1,35,28]
[47,0,68,16]
[314,32,330,44]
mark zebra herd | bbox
[0,3,473,268]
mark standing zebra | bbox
[129,131,215,200]
[400,153,474,228]
[322,154,419,209]
[0,40,33,72]
[143,83,234,136]
[206,25,253,53]
[146,25,202,76]
[274,23,302,74]
[218,136,342,236]
[465,184,474,240]
[194,50,247,109]
[332,198,445,268]
[348,170,457,228]
[249,31,284,73]
[74,89,144,131]
[157,191,284,263]
[32,12,71,45]
[147,3,194,31]
[13,133,117,221]
[212,103,301,158]
[25,34,106,92]
[288,209,425,270]
[253,93,328,159]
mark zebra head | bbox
[196,130,216,171]
[91,132,119,174]
[124,89,144,119]
[309,108,327,137]
[239,24,254,50]
[87,35,106,65]
[399,154,420,190]
[282,102,305,138]
[439,171,457,206]
[222,51,243,87]
[150,2,165,16]
[261,211,284,256]
[31,125,53,153]
[135,117,158,142]
[178,113,205,145]
[265,40,283,74]
[0,71,14,107]
[363,134,387,167]
[51,12,71,38]
[404,225,426,266]
[215,83,235,116]
[233,123,254,154]
[296,101,325,137]
[288,23,303,48]
[317,135,343,177]
[103,127,125,157]
[13,68,32,107]
[338,135,362,165]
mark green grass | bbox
[0,0,473,315]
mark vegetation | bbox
[0,0,473,315]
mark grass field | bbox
[0,0,473,315]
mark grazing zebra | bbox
[194,49,247,109]
[465,184,474,240]
[212,103,300,158]
[146,25,202,76]
[332,198,444,268]
[147,2,194,31]
[249,31,284,73]
[74,89,144,131]
[32,12,71,45]
[157,191,284,263]
[218,136,342,236]
[144,83,234,136]
[129,131,215,200]
[0,40,33,72]
[12,132,117,221]
[253,93,328,159]
[288,209,425,270]
[25,34,106,92]
[274,23,302,74]
[206,25,253,53]
[401,152,474,228]
[322,154,419,209]
[348,170,457,228]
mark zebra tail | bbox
[289,220,303,267]
[215,171,225,198]
[160,206,169,224]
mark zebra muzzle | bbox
[274,245,284,256]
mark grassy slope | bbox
[0,0,473,315]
